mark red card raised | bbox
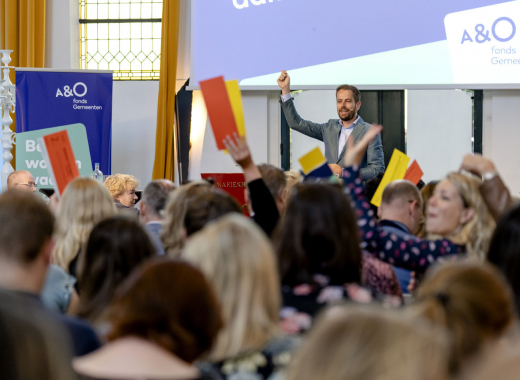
[199,76,239,150]
[40,130,80,197]
[404,160,424,185]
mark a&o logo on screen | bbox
[461,17,516,44]
[56,82,88,98]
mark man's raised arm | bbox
[277,71,326,141]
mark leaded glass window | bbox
[79,0,163,80]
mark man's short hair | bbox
[0,191,54,264]
[7,171,33,189]
[104,174,140,199]
[258,164,286,200]
[336,85,361,104]
[142,180,177,217]
[381,180,423,209]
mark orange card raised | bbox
[39,130,80,197]
[199,76,239,150]
[404,160,424,185]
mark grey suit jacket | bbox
[281,98,385,180]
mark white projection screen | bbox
[189,0,520,90]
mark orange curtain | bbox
[0,0,46,169]
[152,0,181,181]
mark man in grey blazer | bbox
[277,71,385,180]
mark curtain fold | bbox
[1,0,46,169]
[152,0,181,181]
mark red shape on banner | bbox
[199,76,239,150]
[201,173,249,216]
[404,160,424,185]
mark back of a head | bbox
[142,180,176,218]
[161,180,214,255]
[488,203,520,310]
[77,215,157,324]
[107,260,222,364]
[258,164,286,200]
[275,183,362,286]
[284,170,302,205]
[381,180,423,209]
[0,191,54,265]
[413,261,516,374]
[182,214,280,361]
[53,177,116,271]
[445,173,495,260]
[184,190,242,237]
[0,291,76,380]
[286,305,448,380]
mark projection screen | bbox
[189,0,520,89]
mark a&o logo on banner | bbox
[445,2,520,84]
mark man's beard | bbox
[338,108,356,122]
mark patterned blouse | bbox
[196,335,300,380]
[280,274,401,335]
[342,166,464,273]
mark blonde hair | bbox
[286,305,449,380]
[412,261,516,375]
[161,180,213,256]
[104,174,140,199]
[181,214,281,361]
[52,178,116,271]
[284,170,302,206]
[444,173,495,260]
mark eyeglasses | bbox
[15,182,37,188]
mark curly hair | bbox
[104,174,140,199]
[444,173,495,260]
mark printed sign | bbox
[15,69,113,174]
[16,124,92,190]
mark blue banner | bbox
[15,70,113,174]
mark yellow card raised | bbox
[225,80,246,137]
[370,149,410,207]
[299,147,327,175]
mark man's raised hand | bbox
[277,70,291,95]
[344,125,383,168]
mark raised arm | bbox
[342,126,464,272]
[277,71,327,141]
[223,134,280,237]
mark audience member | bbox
[412,261,517,375]
[0,290,77,380]
[275,182,400,334]
[41,263,79,314]
[342,126,494,273]
[139,179,176,255]
[250,164,287,215]
[223,134,282,237]
[487,203,520,311]
[161,180,214,256]
[286,306,449,380]
[0,190,100,356]
[104,174,140,217]
[52,177,116,278]
[284,170,302,206]
[182,214,299,379]
[76,216,156,331]
[460,153,515,221]
[73,260,222,379]
[6,170,37,192]
[378,180,423,293]
[364,171,384,215]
